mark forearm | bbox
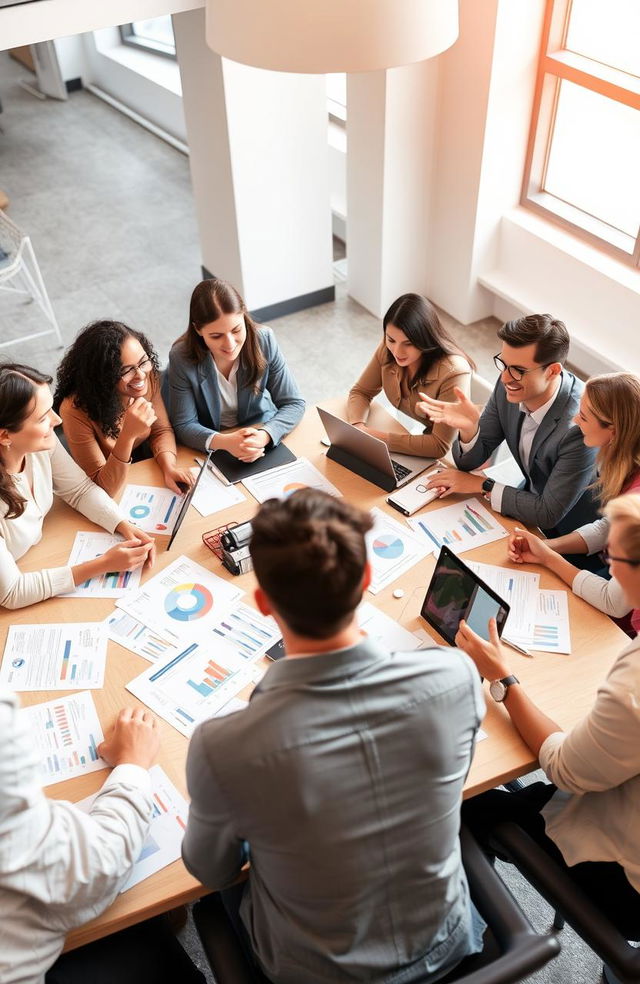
[547,531,589,555]
[346,388,372,425]
[540,549,581,589]
[72,555,114,586]
[386,421,456,459]
[502,683,562,758]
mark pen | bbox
[502,636,534,659]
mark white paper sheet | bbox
[204,602,281,662]
[76,765,188,892]
[531,589,572,654]
[1,623,106,691]
[104,610,182,664]
[118,484,185,535]
[242,457,342,504]
[408,497,509,555]
[357,601,425,651]
[116,555,244,640]
[467,562,540,648]
[366,508,431,595]
[126,637,254,738]
[63,531,143,598]
[189,463,246,517]
[22,691,105,786]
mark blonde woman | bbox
[508,372,640,634]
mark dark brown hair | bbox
[383,293,475,382]
[0,363,53,519]
[177,278,267,394]
[250,488,373,639]
[497,313,569,366]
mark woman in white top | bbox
[457,491,640,938]
[0,364,154,610]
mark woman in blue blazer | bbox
[166,279,305,461]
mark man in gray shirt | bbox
[182,489,485,984]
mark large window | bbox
[120,17,176,59]
[522,0,640,266]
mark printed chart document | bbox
[408,497,509,555]
[104,610,182,664]
[116,555,244,640]
[189,464,246,517]
[127,637,254,737]
[205,602,281,663]
[119,484,185,535]
[22,691,105,786]
[357,602,425,651]
[76,765,188,892]
[63,531,142,598]
[1,623,106,690]
[531,589,572,654]
[366,508,431,595]
[242,457,342,504]
[467,562,540,648]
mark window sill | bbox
[97,42,182,96]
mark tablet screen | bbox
[420,545,510,645]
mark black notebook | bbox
[210,441,296,484]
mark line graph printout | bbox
[408,498,509,555]
[126,637,253,737]
[366,508,430,594]
[76,765,188,892]
[1,623,106,690]
[242,458,342,504]
[531,589,571,654]
[63,531,143,598]
[466,562,540,648]
[22,691,105,786]
[116,555,244,639]
[119,485,184,535]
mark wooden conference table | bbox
[0,400,628,951]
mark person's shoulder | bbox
[58,394,87,422]
[256,324,277,354]
[439,353,472,376]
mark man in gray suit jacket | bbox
[422,314,598,537]
[182,489,485,984]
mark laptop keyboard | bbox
[391,460,412,482]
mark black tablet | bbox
[420,545,510,645]
[166,450,212,551]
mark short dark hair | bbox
[497,314,569,366]
[250,488,373,639]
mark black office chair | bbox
[192,826,560,984]
[491,822,640,984]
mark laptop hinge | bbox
[326,445,396,492]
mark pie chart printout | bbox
[372,534,405,560]
[164,583,214,622]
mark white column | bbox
[173,8,334,318]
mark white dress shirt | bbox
[0,690,153,984]
[214,361,239,430]
[0,438,123,609]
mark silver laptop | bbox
[317,407,435,492]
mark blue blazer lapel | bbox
[198,357,221,431]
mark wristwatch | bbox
[482,477,495,494]
[489,675,519,703]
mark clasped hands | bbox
[219,427,271,463]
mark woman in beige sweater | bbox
[55,320,192,499]
[347,293,474,459]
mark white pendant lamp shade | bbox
[205,0,459,74]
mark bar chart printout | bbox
[126,637,253,738]
[119,484,185,535]
[104,610,181,664]
[531,589,572,654]
[206,603,281,662]
[75,765,188,891]
[0,623,107,690]
[408,497,509,555]
[63,531,142,598]
[22,691,105,786]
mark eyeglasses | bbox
[602,547,640,567]
[119,356,153,381]
[493,354,550,382]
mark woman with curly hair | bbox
[0,363,154,610]
[55,321,192,498]
[166,278,304,461]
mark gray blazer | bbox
[453,370,599,536]
[165,326,305,452]
[182,640,485,984]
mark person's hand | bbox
[220,428,270,462]
[114,520,156,569]
[161,462,194,495]
[98,707,160,769]
[507,527,555,566]
[416,387,480,438]
[119,397,157,444]
[425,467,483,498]
[352,422,388,443]
[455,618,511,681]
[101,539,153,573]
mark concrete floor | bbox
[0,49,603,984]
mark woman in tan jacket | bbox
[347,293,474,459]
[55,320,192,499]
